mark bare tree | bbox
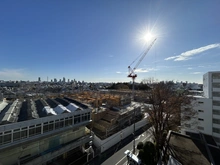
[146,82,196,159]
[141,77,158,85]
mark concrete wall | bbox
[195,97,212,134]
[181,96,212,135]
[93,119,148,153]
[203,72,212,98]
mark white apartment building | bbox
[181,71,220,145]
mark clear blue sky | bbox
[0,0,220,83]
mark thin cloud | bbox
[116,71,122,74]
[188,67,193,70]
[135,68,148,73]
[191,72,202,75]
[0,68,25,79]
[165,43,220,61]
[135,68,158,73]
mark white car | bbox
[124,150,141,165]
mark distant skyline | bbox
[0,0,220,84]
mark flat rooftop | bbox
[162,131,220,165]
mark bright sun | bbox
[143,32,154,42]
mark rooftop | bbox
[0,97,90,125]
[161,131,220,165]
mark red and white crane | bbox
[128,38,157,81]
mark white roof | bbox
[53,105,71,114]
[43,106,57,115]
[66,103,80,112]
[0,101,8,113]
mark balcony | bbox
[213,79,220,83]
[213,88,220,92]
[213,124,220,129]
[213,105,220,110]
[213,114,220,119]
[213,97,220,101]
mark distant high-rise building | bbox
[63,77,66,83]
[68,79,70,83]
[54,78,57,83]
[38,77,41,82]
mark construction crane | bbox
[128,38,157,81]
[127,37,156,154]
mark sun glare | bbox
[143,32,154,42]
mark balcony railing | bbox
[213,105,220,110]
[213,79,220,83]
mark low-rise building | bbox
[0,97,92,165]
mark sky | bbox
[0,0,220,83]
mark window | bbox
[29,127,35,137]
[65,118,69,126]
[48,121,54,131]
[68,117,73,125]
[3,134,11,144]
[213,118,220,124]
[87,113,90,120]
[198,101,204,104]
[212,73,220,79]
[198,110,204,112]
[60,119,64,128]
[55,120,60,129]
[212,83,220,88]
[213,127,220,133]
[35,126,41,135]
[21,130,27,139]
[82,114,87,121]
[43,122,49,133]
[13,129,21,141]
[74,115,80,124]
[198,118,204,121]
[213,100,220,106]
[0,135,2,145]
[213,110,220,115]
[3,131,12,144]
[13,131,20,141]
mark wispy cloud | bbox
[135,68,158,73]
[165,43,220,61]
[0,68,26,79]
[187,67,193,70]
[116,71,122,74]
[191,72,202,74]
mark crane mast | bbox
[128,38,157,81]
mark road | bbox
[101,127,153,165]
